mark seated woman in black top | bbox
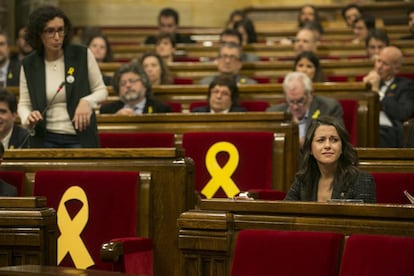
[285,116,376,203]
[192,74,246,113]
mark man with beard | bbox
[99,63,171,115]
[0,31,20,87]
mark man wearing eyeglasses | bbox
[199,42,257,85]
[100,63,171,115]
[144,7,195,44]
[267,72,343,147]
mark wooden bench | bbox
[2,148,194,276]
[0,197,57,268]
[178,194,414,276]
[97,112,298,191]
[105,83,379,147]
[99,57,414,83]
[110,41,414,61]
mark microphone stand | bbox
[18,81,66,148]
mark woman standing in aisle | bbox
[18,5,107,148]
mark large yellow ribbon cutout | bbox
[57,186,94,269]
[202,141,240,199]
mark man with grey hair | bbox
[199,42,257,85]
[363,46,414,147]
[267,72,343,146]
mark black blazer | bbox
[284,171,376,203]
[9,125,30,149]
[100,98,172,114]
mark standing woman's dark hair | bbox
[293,51,326,82]
[233,18,257,44]
[26,5,72,52]
[297,116,359,199]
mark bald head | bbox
[375,46,403,81]
[382,46,403,67]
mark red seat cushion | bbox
[99,132,175,148]
[33,170,140,271]
[182,132,274,198]
[231,229,344,276]
[372,172,414,204]
[340,234,414,276]
[338,99,358,146]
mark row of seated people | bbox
[231,229,414,276]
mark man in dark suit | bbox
[144,7,194,44]
[363,46,414,147]
[0,31,20,87]
[99,63,171,115]
[0,142,18,196]
[0,89,29,149]
[267,72,343,147]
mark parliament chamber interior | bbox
[0,0,414,275]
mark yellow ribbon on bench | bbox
[57,186,94,269]
[202,141,240,199]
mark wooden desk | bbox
[178,199,414,276]
[0,197,56,268]
[0,265,145,275]
[96,112,298,191]
[2,149,194,276]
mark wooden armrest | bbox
[101,241,124,262]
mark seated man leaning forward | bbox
[199,42,257,85]
[99,63,171,115]
[192,74,247,113]
[266,72,343,147]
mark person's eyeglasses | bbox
[218,54,240,62]
[287,96,307,106]
[43,27,65,38]
[120,78,141,87]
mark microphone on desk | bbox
[18,81,66,148]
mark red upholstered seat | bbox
[173,77,193,85]
[33,170,152,275]
[99,132,175,148]
[251,76,270,83]
[372,172,414,204]
[339,234,414,276]
[165,101,182,113]
[0,171,25,196]
[189,101,269,112]
[338,99,358,146]
[182,131,276,198]
[231,229,344,276]
[326,75,349,82]
[240,100,270,111]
